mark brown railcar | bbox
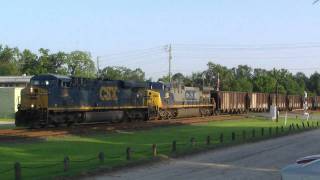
[269,94,287,111]
[287,95,302,111]
[247,92,269,112]
[314,96,320,110]
[213,91,247,113]
[305,97,314,110]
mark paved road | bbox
[86,129,320,180]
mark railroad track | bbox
[0,115,246,140]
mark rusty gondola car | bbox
[314,96,320,110]
[212,91,247,114]
[269,94,287,111]
[247,92,269,112]
[287,95,302,111]
[305,97,314,110]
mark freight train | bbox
[15,74,320,128]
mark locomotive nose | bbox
[20,86,48,110]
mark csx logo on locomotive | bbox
[185,90,196,100]
[99,87,118,101]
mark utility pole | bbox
[216,73,220,91]
[167,44,172,83]
[96,56,100,78]
[202,73,205,88]
[276,81,279,122]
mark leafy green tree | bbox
[20,49,39,75]
[37,48,52,74]
[100,66,145,81]
[158,75,170,83]
[48,52,68,75]
[206,62,235,91]
[67,51,96,77]
[252,74,276,93]
[0,45,20,75]
[235,65,252,79]
[172,73,185,83]
[308,72,320,95]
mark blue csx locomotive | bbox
[15,74,215,128]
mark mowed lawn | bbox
[0,117,318,180]
[0,119,14,130]
[0,118,14,122]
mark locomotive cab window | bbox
[59,80,71,88]
[31,79,56,87]
[31,80,40,85]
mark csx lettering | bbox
[100,87,118,101]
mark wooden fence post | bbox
[220,133,224,143]
[152,144,157,157]
[126,147,131,160]
[64,156,69,172]
[190,137,195,147]
[242,130,246,141]
[14,162,21,180]
[98,152,104,163]
[206,136,211,145]
[269,127,272,136]
[231,132,235,141]
[172,140,176,153]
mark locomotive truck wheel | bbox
[172,110,178,118]
[159,110,167,120]
[67,121,74,127]
[40,124,47,128]
[167,111,173,120]
[15,111,24,127]
[52,122,60,128]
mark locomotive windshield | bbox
[30,80,55,86]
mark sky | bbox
[1,0,320,80]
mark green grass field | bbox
[0,117,318,180]
[0,118,14,122]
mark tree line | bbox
[0,44,319,95]
[162,62,320,96]
[0,45,145,81]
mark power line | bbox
[99,51,166,64]
[174,42,320,47]
[99,55,167,68]
[172,54,320,60]
[98,46,165,58]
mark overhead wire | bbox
[93,43,320,78]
